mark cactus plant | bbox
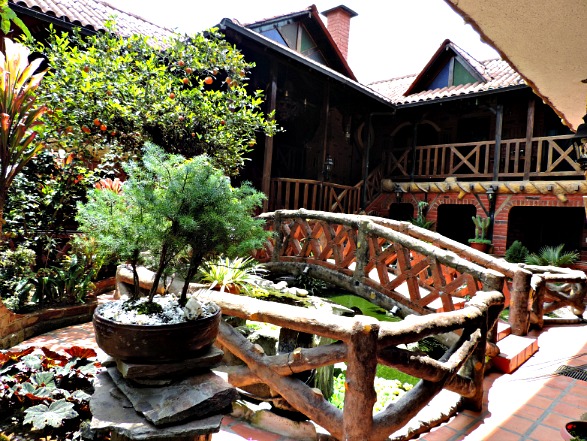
[469,215,491,245]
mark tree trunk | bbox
[180,254,203,305]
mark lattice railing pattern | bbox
[257,210,504,316]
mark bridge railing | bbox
[364,216,587,335]
[198,288,504,441]
[255,209,505,320]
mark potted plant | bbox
[76,144,270,363]
[468,215,492,252]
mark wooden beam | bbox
[261,67,277,212]
[523,98,536,180]
[492,104,504,180]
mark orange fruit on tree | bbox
[182,78,189,85]
[93,118,101,126]
[204,76,213,85]
[185,67,193,74]
[178,60,185,67]
[82,126,91,134]
[169,92,175,99]
[100,124,107,131]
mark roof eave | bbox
[395,84,528,108]
[219,18,393,108]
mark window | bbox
[259,22,326,64]
[428,57,478,90]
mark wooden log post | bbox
[459,325,488,412]
[352,220,369,285]
[342,315,379,440]
[529,275,546,329]
[509,269,532,335]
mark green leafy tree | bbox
[33,23,278,176]
[0,0,31,39]
[0,38,47,236]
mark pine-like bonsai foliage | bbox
[77,144,269,306]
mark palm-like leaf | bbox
[525,244,579,267]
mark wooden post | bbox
[509,269,531,335]
[523,98,535,180]
[343,315,379,440]
[492,104,504,181]
[261,67,278,212]
[353,220,369,284]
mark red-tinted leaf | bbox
[0,347,35,366]
[40,347,68,364]
[25,393,50,403]
[64,347,96,359]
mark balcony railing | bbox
[385,134,583,181]
[269,178,362,214]
[269,167,383,215]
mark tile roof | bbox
[368,58,527,106]
[11,0,175,39]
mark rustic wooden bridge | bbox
[255,209,586,335]
[111,208,586,440]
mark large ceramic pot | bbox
[93,302,221,363]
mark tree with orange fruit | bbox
[32,22,278,177]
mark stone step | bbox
[496,320,511,341]
[493,334,539,374]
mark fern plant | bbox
[525,244,579,267]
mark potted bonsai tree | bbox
[468,215,492,253]
[76,144,270,362]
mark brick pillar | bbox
[321,5,358,60]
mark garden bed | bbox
[0,278,114,349]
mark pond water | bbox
[321,291,401,323]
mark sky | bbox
[107,0,499,84]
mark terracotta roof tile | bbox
[369,58,526,106]
[12,0,174,39]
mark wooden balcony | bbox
[385,134,583,181]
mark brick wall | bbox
[367,191,587,261]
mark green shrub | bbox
[0,245,36,310]
[504,240,529,263]
[329,368,414,412]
